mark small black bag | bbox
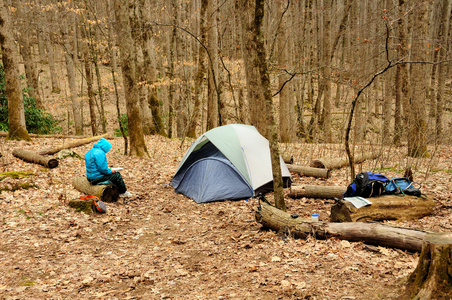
[403,186,422,197]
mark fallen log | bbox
[330,195,435,222]
[286,164,330,178]
[38,133,109,155]
[0,131,109,139]
[12,149,59,169]
[71,176,119,202]
[255,201,426,252]
[310,152,379,169]
[404,232,452,299]
[287,185,346,199]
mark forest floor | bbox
[1,134,452,300]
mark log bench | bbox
[330,194,436,222]
[71,176,119,202]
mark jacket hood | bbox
[94,138,112,153]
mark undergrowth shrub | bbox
[115,113,128,137]
[0,64,61,134]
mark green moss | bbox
[374,167,402,173]
[19,279,36,286]
[430,168,452,174]
[68,199,93,214]
[0,172,35,179]
[0,182,38,192]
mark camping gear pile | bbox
[343,172,424,198]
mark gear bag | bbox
[385,177,423,197]
[343,172,389,198]
[80,195,107,213]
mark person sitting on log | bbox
[84,138,131,198]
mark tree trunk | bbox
[139,0,166,136]
[71,176,119,203]
[81,25,98,136]
[330,195,435,222]
[252,0,285,211]
[106,0,128,154]
[321,0,332,143]
[434,0,451,143]
[186,0,207,137]
[407,1,428,157]
[38,133,109,155]
[277,1,292,143]
[255,202,426,252]
[404,232,452,300]
[12,149,59,169]
[45,34,60,93]
[18,31,43,108]
[114,0,149,158]
[288,185,345,199]
[236,0,267,137]
[0,2,31,141]
[286,165,331,179]
[61,23,83,135]
[394,0,409,146]
[310,152,379,169]
[206,0,219,130]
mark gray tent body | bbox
[171,142,253,203]
[171,124,291,203]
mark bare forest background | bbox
[2,0,452,159]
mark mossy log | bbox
[404,233,452,299]
[310,152,379,169]
[71,176,119,202]
[286,164,330,178]
[12,149,59,169]
[287,185,346,199]
[330,195,435,222]
[38,133,109,155]
[255,201,426,252]
[68,199,94,214]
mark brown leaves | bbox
[1,137,452,299]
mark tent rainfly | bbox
[170,124,291,203]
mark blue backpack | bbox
[343,172,389,198]
[385,177,423,197]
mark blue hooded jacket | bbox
[85,138,113,180]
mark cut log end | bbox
[101,185,119,203]
[310,159,326,169]
[405,232,452,300]
[48,159,59,169]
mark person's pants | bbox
[88,173,127,194]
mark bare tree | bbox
[239,0,285,210]
[407,1,428,157]
[0,1,31,141]
[61,15,83,135]
[113,0,149,158]
[236,0,268,137]
[186,0,208,138]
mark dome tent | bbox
[170,124,291,203]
